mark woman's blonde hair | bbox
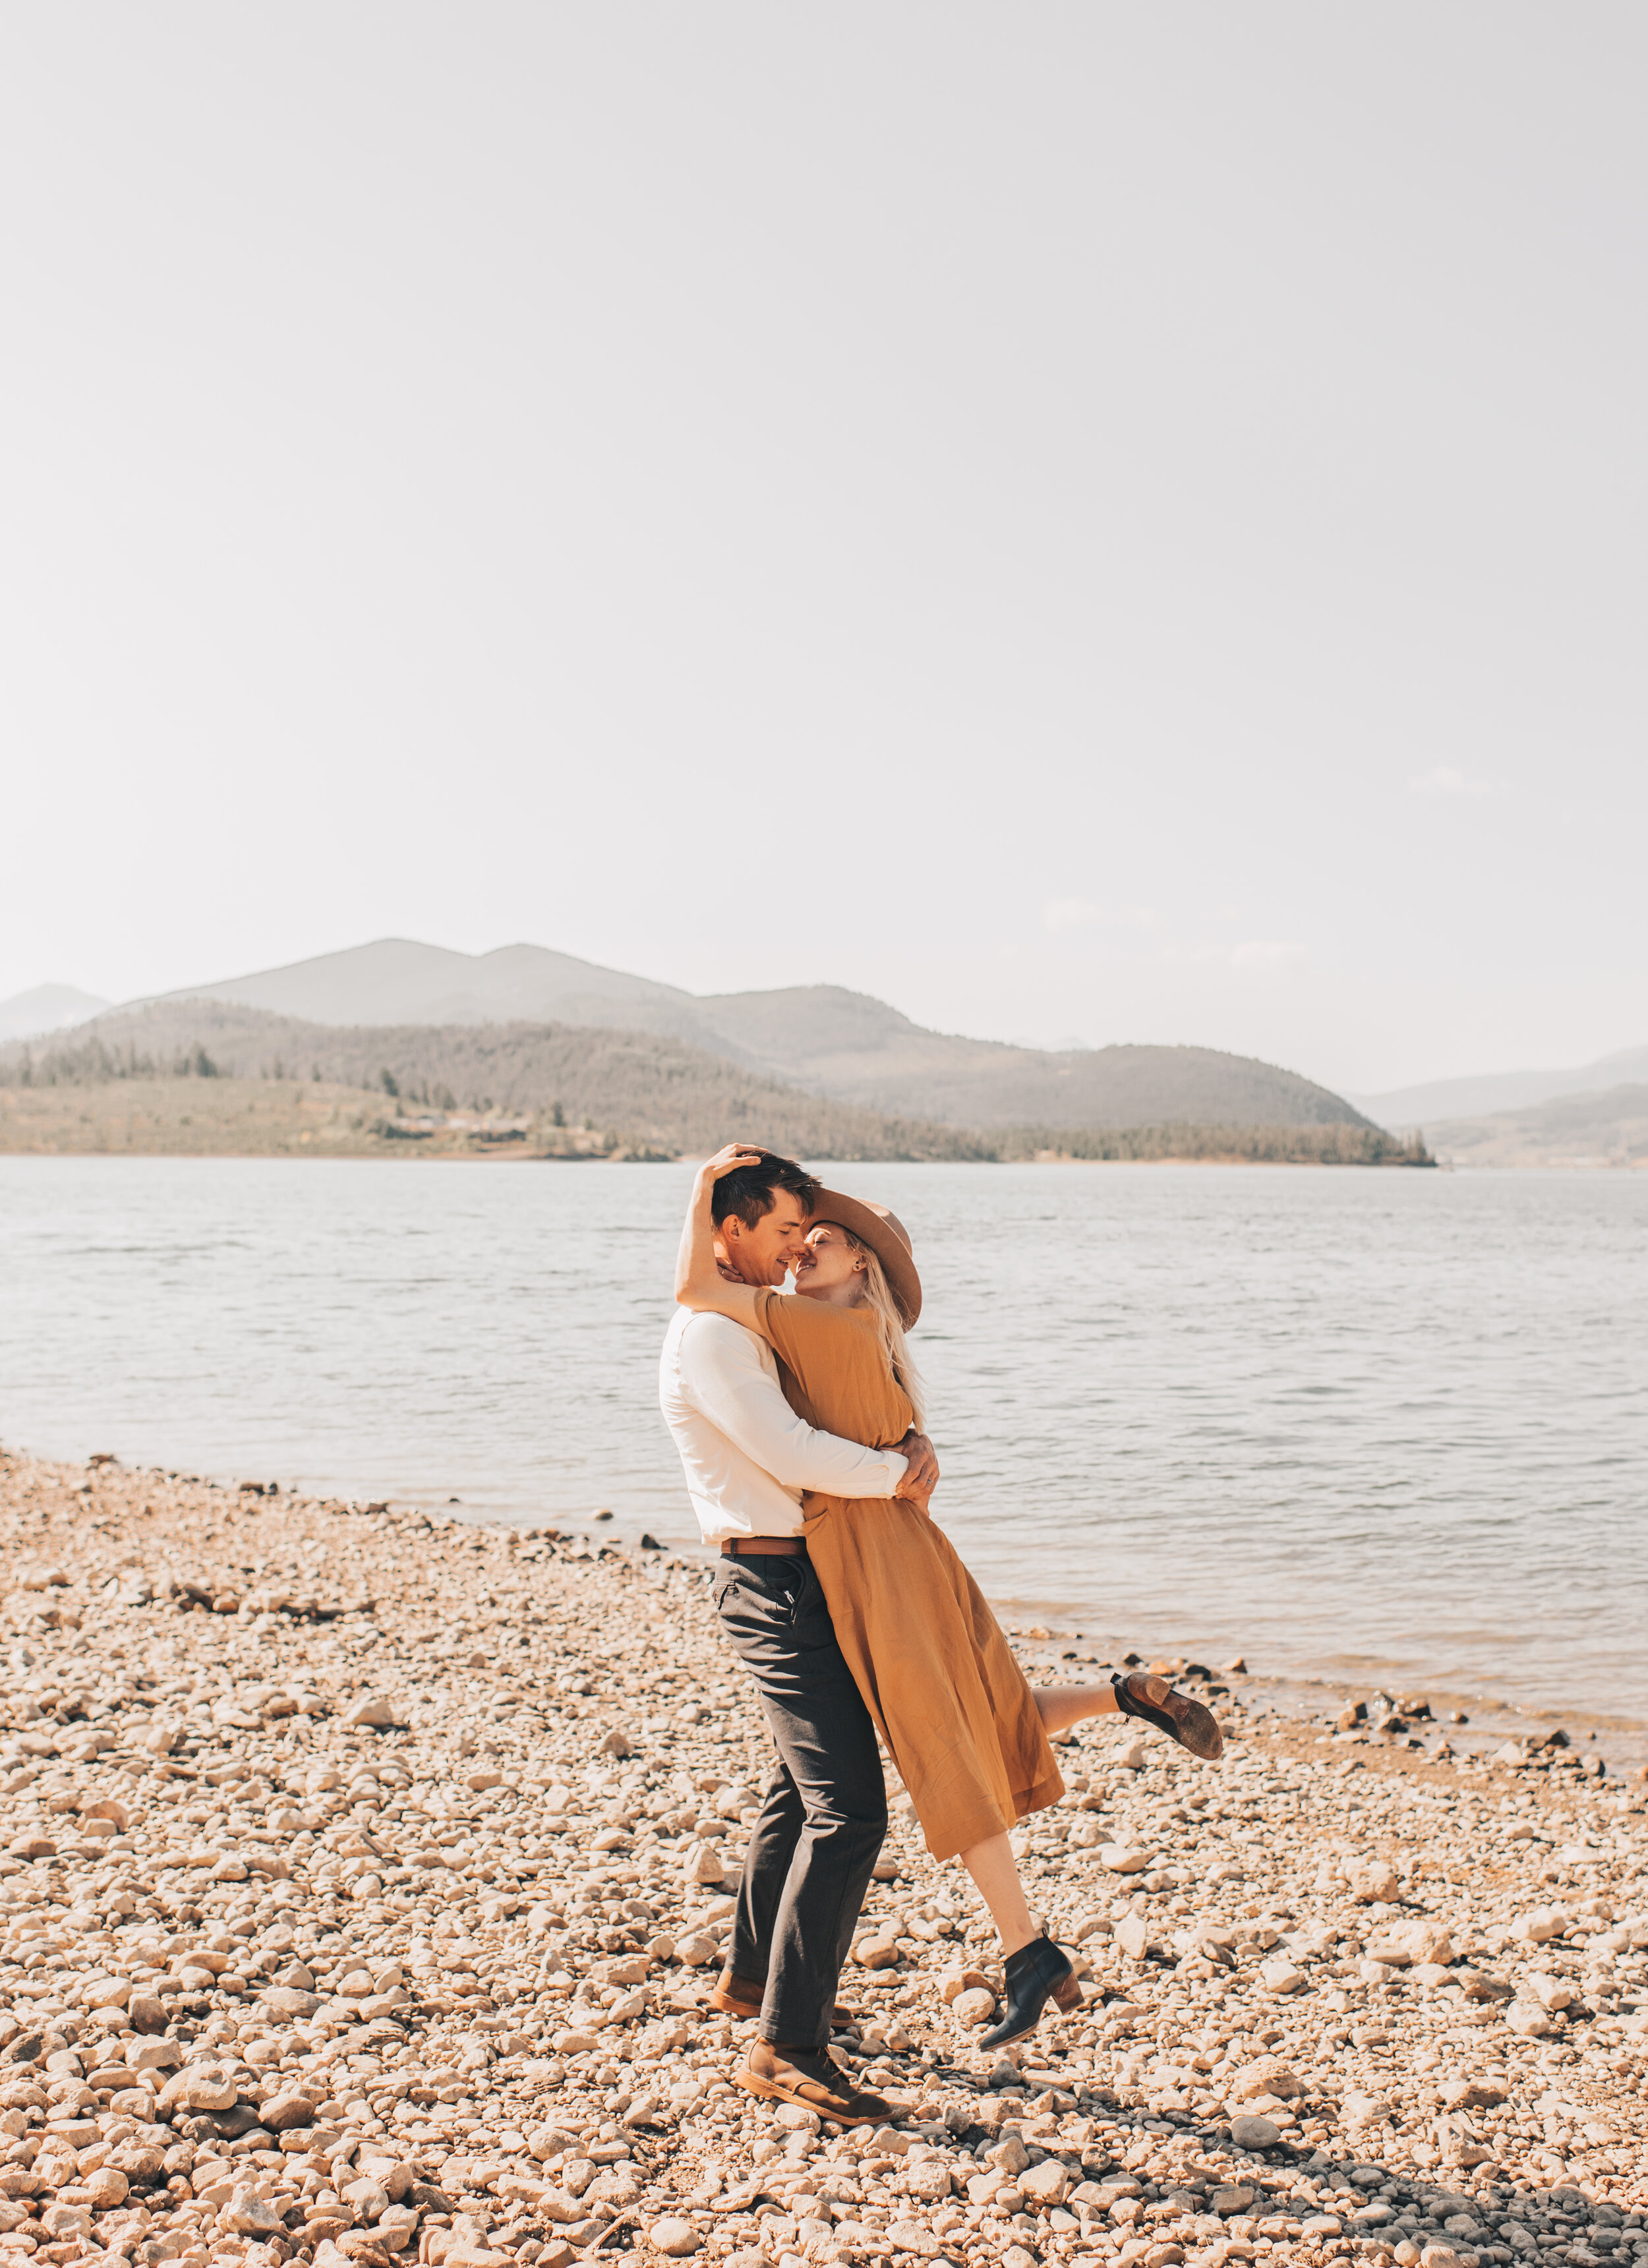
[834,1224,926,1428]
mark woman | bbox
[675,1145,1223,2048]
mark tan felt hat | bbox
[805,1188,922,1328]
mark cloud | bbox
[1044,906,1306,972]
[1044,898,1102,931]
[1411,765,1501,798]
[1043,899,1160,934]
[1226,938,1307,970]
[1170,938,1309,972]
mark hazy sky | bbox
[3,5,1643,1094]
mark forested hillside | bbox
[0,1004,991,1161]
[1,1002,1428,1165]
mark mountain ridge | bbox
[1426,1081,1648,1169]
[1354,1041,1648,1128]
[0,1001,1426,1165]
[119,936,1374,1132]
[0,983,113,1044]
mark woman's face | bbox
[792,1221,866,1300]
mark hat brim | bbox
[805,1188,922,1328]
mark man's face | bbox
[719,1189,812,1287]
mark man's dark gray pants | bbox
[711,1550,887,2052]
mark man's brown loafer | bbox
[709,1967,856,2027]
[732,2038,893,2128]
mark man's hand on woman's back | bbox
[895,1428,939,1513]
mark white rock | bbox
[647,2216,701,2257]
[1228,2056,1304,2103]
[1100,1845,1152,1874]
[1341,2091,1389,2128]
[1527,1971,1576,2011]
[1505,2002,1553,2037]
[158,2059,238,2112]
[226,2195,288,2236]
[1510,1906,1568,1942]
[1349,1859,1401,1903]
[552,2027,602,2054]
[1020,2159,1069,2206]
[680,1840,728,1887]
[1115,1913,1152,1960]
[1366,1917,1454,1967]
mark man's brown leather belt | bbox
[721,1536,806,1557]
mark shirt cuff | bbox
[881,1451,908,1494]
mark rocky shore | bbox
[1,1449,1645,2268]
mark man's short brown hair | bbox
[711,1149,822,1230]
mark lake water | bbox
[2,1157,1645,1733]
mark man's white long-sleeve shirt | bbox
[659,1305,909,1544]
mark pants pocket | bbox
[787,1563,837,1643]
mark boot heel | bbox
[1051,1973,1084,2014]
[979,1936,1076,2050]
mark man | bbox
[659,1148,938,2124]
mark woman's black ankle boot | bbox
[978,1935,1075,2049]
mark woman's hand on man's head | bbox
[697,1142,766,1190]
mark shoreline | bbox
[1,1443,1645,2268]
[7,1419,1645,1773]
[6,1141,1641,1175]
[0,1085,1427,1169]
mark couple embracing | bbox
[658,1145,1221,2128]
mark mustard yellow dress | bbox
[753,1287,1063,1862]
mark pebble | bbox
[1100,1843,1154,1873]
[1,1445,1646,2268]
[645,2214,700,2255]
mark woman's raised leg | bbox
[1033,1681,1119,1737]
